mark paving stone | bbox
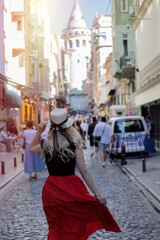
[0,146,160,239]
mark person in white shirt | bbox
[23,120,45,180]
[93,117,113,167]
[0,126,9,150]
[81,120,88,139]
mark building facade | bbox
[92,14,113,107]
[111,0,136,114]
[132,0,160,144]
[62,0,91,111]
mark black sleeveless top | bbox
[41,139,76,176]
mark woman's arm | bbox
[30,121,47,153]
[76,148,107,206]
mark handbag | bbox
[95,136,101,141]
[95,124,106,142]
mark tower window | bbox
[82,40,86,47]
[76,40,80,47]
[69,40,73,48]
[77,59,80,63]
[65,41,67,50]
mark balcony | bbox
[114,51,135,80]
[120,51,135,69]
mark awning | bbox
[6,89,22,108]
[0,73,7,82]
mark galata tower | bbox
[62,0,91,111]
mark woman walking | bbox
[30,109,121,239]
[23,120,45,180]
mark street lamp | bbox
[126,18,151,28]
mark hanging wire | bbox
[106,0,111,14]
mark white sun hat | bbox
[50,108,74,129]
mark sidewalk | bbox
[0,150,24,189]
[121,154,160,204]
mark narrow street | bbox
[0,145,160,240]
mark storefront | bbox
[0,74,7,128]
[22,98,35,124]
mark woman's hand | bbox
[37,121,48,133]
[96,193,107,206]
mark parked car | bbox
[109,115,149,157]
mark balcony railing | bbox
[120,51,135,69]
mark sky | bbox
[46,0,111,33]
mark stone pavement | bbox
[0,144,160,239]
[0,144,160,207]
[121,155,160,206]
[0,150,24,189]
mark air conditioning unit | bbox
[129,6,135,16]
[32,50,38,58]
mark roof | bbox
[67,0,87,29]
[109,115,144,121]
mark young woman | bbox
[30,108,121,239]
[23,120,45,180]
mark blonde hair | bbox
[41,126,82,161]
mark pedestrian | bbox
[23,120,45,180]
[30,108,121,239]
[93,116,114,167]
[0,126,10,151]
[88,117,98,157]
[75,120,87,149]
[8,123,18,137]
[81,120,88,139]
[146,116,155,138]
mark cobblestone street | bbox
[0,147,160,240]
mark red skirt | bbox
[42,174,121,240]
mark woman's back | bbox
[24,129,37,144]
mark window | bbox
[114,120,144,133]
[121,94,124,105]
[32,63,35,76]
[82,40,86,47]
[69,40,73,48]
[76,40,80,47]
[17,19,23,31]
[121,0,128,12]
[77,59,80,63]
[19,52,25,67]
[123,34,128,56]
[65,41,67,50]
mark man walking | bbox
[93,116,113,167]
[88,117,98,157]
[146,116,155,138]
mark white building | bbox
[62,0,91,111]
[132,0,160,136]
[93,14,112,105]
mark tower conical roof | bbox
[67,0,87,29]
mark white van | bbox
[109,105,127,117]
[109,115,149,155]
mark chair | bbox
[14,137,24,151]
[0,142,7,152]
